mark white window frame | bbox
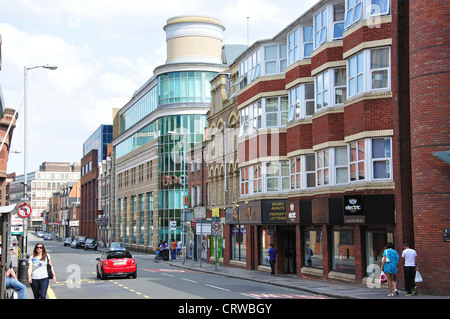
[347,52,364,98]
[349,139,366,182]
[315,70,330,111]
[333,3,345,39]
[369,47,391,91]
[289,82,315,122]
[314,7,328,49]
[303,25,314,58]
[305,154,316,188]
[240,167,250,195]
[264,44,287,75]
[265,161,290,193]
[345,0,363,29]
[290,157,302,190]
[316,149,330,186]
[288,29,299,66]
[253,163,263,194]
[335,146,349,185]
[370,137,392,180]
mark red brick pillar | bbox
[409,0,450,295]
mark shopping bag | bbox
[380,270,388,283]
[415,270,423,283]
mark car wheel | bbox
[131,271,137,279]
[100,268,107,280]
[96,267,100,279]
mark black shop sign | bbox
[343,195,365,224]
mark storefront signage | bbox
[262,200,286,224]
[286,200,299,224]
[344,195,365,224]
[162,175,187,187]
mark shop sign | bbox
[262,200,286,224]
[286,200,299,224]
[162,175,187,187]
[344,195,365,224]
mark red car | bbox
[96,250,137,280]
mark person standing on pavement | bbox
[28,243,56,299]
[267,244,278,276]
[402,243,418,296]
[171,239,177,259]
[381,242,399,296]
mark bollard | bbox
[17,259,30,287]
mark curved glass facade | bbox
[119,71,217,134]
[159,71,216,105]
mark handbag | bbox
[415,270,423,283]
[380,270,388,283]
[47,256,54,279]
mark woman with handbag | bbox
[381,242,399,296]
[28,242,56,299]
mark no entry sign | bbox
[18,203,32,218]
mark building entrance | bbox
[283,229,296,273]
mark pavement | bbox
[7,237,448,300]
[164,257,448,300]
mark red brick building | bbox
[208,0,449,295]
[80,149,98,238]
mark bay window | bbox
[347,47,391,99]
[304,26,314,58]
[335,147,349,184]
[333,3,345,39]
[289,82,315,121]
[290,157,302,190]
[345,0,363,28]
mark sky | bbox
[0,0,319,175]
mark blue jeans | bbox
[30,278,49,299]
[6,277,27,299]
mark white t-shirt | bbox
[28,254,50,280]
[402,248,417,267]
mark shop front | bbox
[292,194,396,284]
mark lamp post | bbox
[23,64,57,249]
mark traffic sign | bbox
[212,222,221,236]
[18,203,32,218]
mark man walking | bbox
[402,243,418,296]
[267,244,278,276]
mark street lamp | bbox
[23,64,57,249]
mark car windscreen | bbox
[106,252,132,259]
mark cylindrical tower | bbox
[163,15,225,65]
[409,0,450,295]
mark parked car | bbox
[44,233,53,240]
[96,250,137,280]
[64,237,73,246]
[76,236,87,249]
[109,242,126,251]
[84,238,98,250]
[71,239,78,248]
[37,231,45,238]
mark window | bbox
[304,228,323,268]
[369,0,390,16]
[345,0,362,29]
[335,147,348,184]
[288,82,315,121]
[290,157,301,189]
[347,47,390,99]
[332,227,355,274]
[348,52,364,97]
[266,161,289,192]
[288,29,299,65]
[238,50,261,90]
[314,7,328,49]
[266,96,289,127]
[303,26,314,58]
[240,167,249,195]
[371,47,390,90]
[349,140,365,181]
[334,68,347,104]
[317,149,330,186]
[315,70,330,111]
[305,154,316,188]
[232,225,247,261]
[264,44,287,75]
[253,163,262,193]
[333,4,345,39]
[372,138,391,179]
